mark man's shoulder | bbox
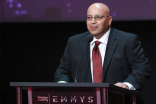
[112,28,137,38]
[68,31,90,41]
[111,28,139,44]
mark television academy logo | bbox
[37,94,94,103]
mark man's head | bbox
[86,3,112,39]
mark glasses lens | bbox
[87,16,92,21]
[95,16,101,20]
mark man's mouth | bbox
[91,26,97,30]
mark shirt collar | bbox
[91,28,111,45]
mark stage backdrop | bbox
[0,0,156,22]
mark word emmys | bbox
[37,95,94,103]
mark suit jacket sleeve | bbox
[54,37,72,82]
[124,35,151,90]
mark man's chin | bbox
[89,32,104,39]
[89,31,98,36]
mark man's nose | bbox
[91,17,97,24]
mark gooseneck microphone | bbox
[74,34,93,83]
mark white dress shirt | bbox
[90,29,110,82]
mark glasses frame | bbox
[86,15,110,21]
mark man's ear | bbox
[109,16,112,26]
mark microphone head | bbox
[87,34,93,42]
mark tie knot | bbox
[95,41,101,47]
[93,41,101,51]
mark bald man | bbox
[54,3,150,91]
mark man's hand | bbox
[114,82,129,90]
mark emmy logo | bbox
[37,96,48,102]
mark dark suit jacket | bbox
[54,28,150,90]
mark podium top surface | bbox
[10,82,142,96]
[10,82,111,87]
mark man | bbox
[54,3,150,90]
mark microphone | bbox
[87,34,94,42]
[74,34,93,83]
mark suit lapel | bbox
[77,33,92,82]
[102,28,118,82]
[82,41,92,82]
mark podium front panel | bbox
[32,87,99,104]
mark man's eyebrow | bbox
[87,15,102,16]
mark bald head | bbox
[86,3,112,39]
[87,3,110,16]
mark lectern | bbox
[10,82,142,104]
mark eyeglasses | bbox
[87,15,110,21]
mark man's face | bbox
[86,5,112,39]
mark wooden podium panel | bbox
[10,82,142,104]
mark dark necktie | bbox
[92,41,103,83]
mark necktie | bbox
[92,41,103,83]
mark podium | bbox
[10,82,142,104]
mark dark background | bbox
[1,20,156,104]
